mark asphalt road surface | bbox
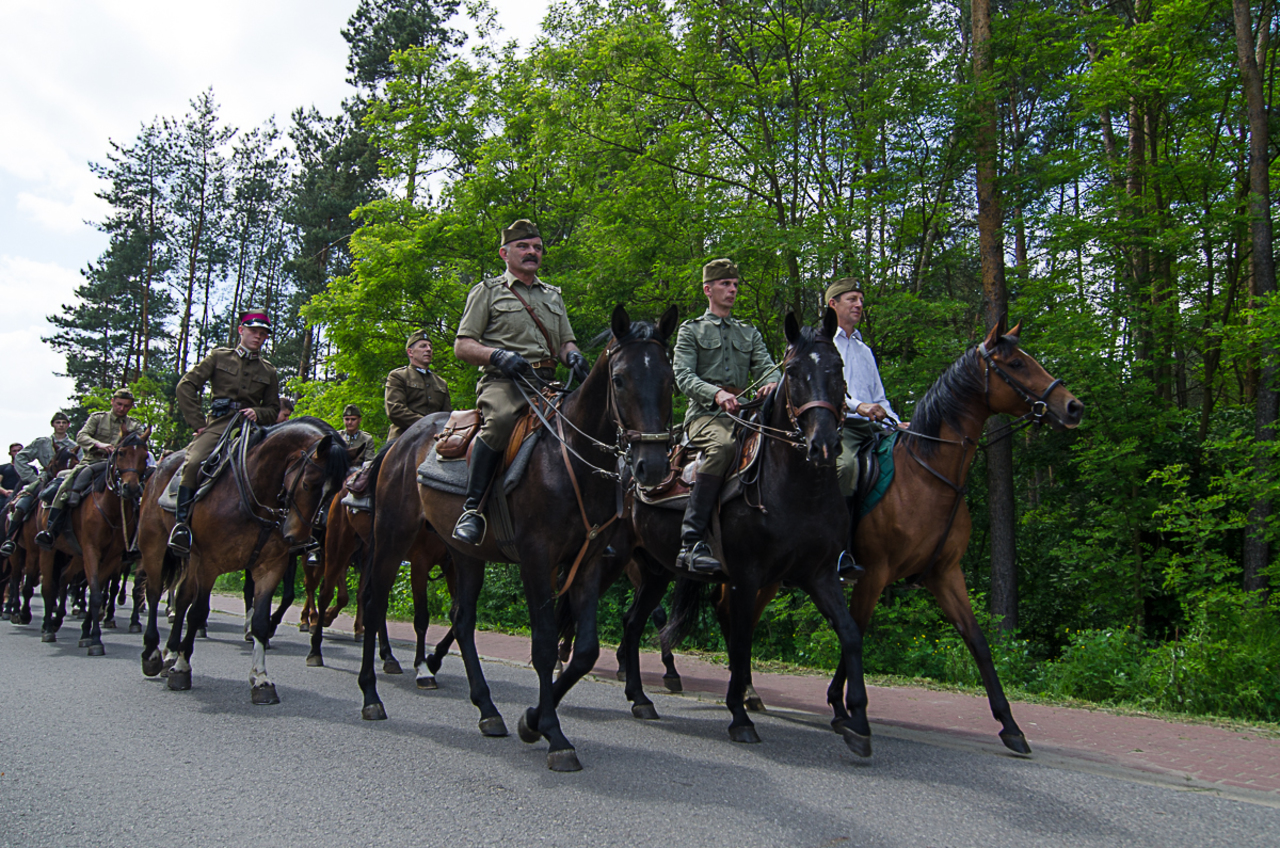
[1,606,1276,848]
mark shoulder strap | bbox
[506,283,559,360]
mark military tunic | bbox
[672,310,777,476]
[384,365,452,441]
[13,433,78,485]
[48,413,144,509]
[456,270,576,450]
[342,429,377,463]
[175,346,280,488]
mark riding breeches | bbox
[179,415,238,489]
[837,418,876,498]
[684,415,736,478]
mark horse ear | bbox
[313,434,333,459]
[785,312,800,344]
[611,304,631,341]
[982,319,1003,351]
[822,306,838,339]
[141,426,153,441]
[1007,319,1023,341]
[658,305,679,342]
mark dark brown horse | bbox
[829,318,1083,753]
[38,429,150,654]
[3,446,78,625]
[135,417,350,703]
[357,305,678,771]
[305,482,454,688]
[623,309,871,754]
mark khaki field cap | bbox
[702,258,739,283]
[51,412,70,425]
[501,219,541,246]
[825,277,863,304]
[111,388,135,401]
[406,329,430,347]
[343,404,362,418]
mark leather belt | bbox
[718,385,745,395]
[531,358,558,370]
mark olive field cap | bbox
[824,277,864,304]
[111,388,135,401]
[501,219,541,246]
[240,309,271,330]
[51,412,70,424]
[343,404,362,418]
[406,330,431,347]
[702,258,739,283]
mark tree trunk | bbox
[1235,0,1276,594]
[973,0,1017,633]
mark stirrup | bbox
[837,551,863,579]
[34,530,55,551]
[677,540,722,574]
[0,540,15,557]
[167,523,192,557]
[452,509,486,545]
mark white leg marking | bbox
[250,638,272,688]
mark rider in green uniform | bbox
[1,412,76,557]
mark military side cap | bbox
[343,404,362,418]
[112,388,135,401]
[406,329,431,347]
[51,411,70,424]
[240,308,271,330]
[703,258,739,283]
[825,277,863,304]
[501,219,541,246]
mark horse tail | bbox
[660,576,712,650]
[555,590,576,649]
[321,437,352,492]
[161,547,186,593]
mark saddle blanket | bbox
[417,430,541,497]
[859,431,898,518]
[157,463,218,514]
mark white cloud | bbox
[0,256,81,439]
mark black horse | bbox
[357,304,678,771]
[623,309,873,755]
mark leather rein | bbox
[227,424,330,570]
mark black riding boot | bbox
[452,440,505,546]
[34,507,64,551]
[676,473,725,574]
[0,516,20,558]
[838,495,864,579]
[167,486,195,557]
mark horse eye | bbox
[1009,358,1025,369]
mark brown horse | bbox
[304,483,454,688]
[3,446,78,625]
[828,318,1083,754]
[135,417,351,703]
[38,429,150,654]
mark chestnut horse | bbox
[135,417,350,703]
[38,428,150,655]
[828,318,1083,753]
[357,305,677,771]
[3,446,78,625]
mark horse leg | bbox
[516,559,581,771]
[39,551,65,642]
[928,566,1030,754]
[550,579,603,710]
[242,567,255,643]
[81,563,107,655]
[129,569,146,634]
[117,566,130,606]
[165,580,198,691]
[426,625,455,677]
[804,569,871,757]
[249,587,281,705]
[448,556,505,736]
[20,567,36,624]
[725,578,762,743]
[410,555,435,689]
[621,563,670,719]
[140,570,164,676]
[103,573,118,629]
[267,554,298,641]
[378,618,401,674]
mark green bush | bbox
[1040,626,1146,702]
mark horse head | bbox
[595,303,679,489]
[780,308,845,467]
[52,445,78,475]
[112,427,151,501]
[268,418,351,550]
[978,318,1084,430]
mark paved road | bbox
[1,606,1277,848]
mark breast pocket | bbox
[490,298,528,340]
[695,330,723,373]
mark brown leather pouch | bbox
[435,410,481,459]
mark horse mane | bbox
[118,430,148,449]
[263,415,349,489]
[907,334,1019,459]
[588,319,663,349]
[54,445,77,467]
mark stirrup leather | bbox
[452,509,486,545]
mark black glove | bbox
[490,348,532,379]
[567,351,591,384]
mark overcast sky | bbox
[0,0,546,447]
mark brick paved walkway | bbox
[214,595,1280,804]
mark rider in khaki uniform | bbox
[384,330,452,441]
[671,259,777,573]
[1,412,76,557]
[340,404,377,463]
[450,219,590,545]
[36,390,144,549]
[167,309,280,555]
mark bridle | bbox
[979,340,1065,432]
[228,424,333,567]
[726,339,845,447]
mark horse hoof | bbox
[729,725,761,744]
[128,624,142,634]
[196,628,207,639]
[87,644,105,657]
[9,613,20,624]
[383,659,403,675]
[517,710,542,744]
[631,703,660,721]
[416,675,437,690]
[479,716,509,738]
[1000,731,1032,755]
[103,619,117,629]
[167,669,192,691]
[166,611,175,623]
[78,638,92,648]
[306,654,324,668]
[141,655,162,677]
[244,632,253,643]
[251,684,280,705]
[353,629,363,641]
[663,674,683,693]
[614,667,626,681]
[362,703,387,721]
[298,622,310,633]
[745,696,765,713]
[837,725,872,758]
[547,749,582,772]
[20,611,32,625]
[41,631,55,643]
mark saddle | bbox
[635,424,763,509]
[433,385,560,470]
[852,430,898,519]
[157,425,254,514]
[340,460,375,513]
